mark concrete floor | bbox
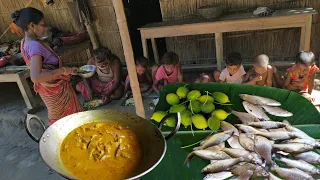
[0,74,319,180]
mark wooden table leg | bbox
[215,33,223,71]
[151,38,160,64]
[299,15,312,51]
[16,74,37,109]
[141,33,149,59]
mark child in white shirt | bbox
[214,52,246,83]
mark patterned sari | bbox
[21,39,83,125]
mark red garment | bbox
[286,64,319,92]
[77,76,114,100]
[21,39,83,125]
[155,64,179,84]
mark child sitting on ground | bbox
[283,51,319,102]
[243,54,282,87]
[124,57,153,97]
[152,52,183,94]
[213,52,246,83]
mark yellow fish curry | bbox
[60,122,142,180]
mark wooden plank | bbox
[16,71,37,109]
[151,38,160,64]
[141,33,149,59]
[215,33,223,71]
[300,15,312,51]
[140,14,309,39]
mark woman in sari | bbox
[12,7,83,125]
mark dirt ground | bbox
[0,73,319,180]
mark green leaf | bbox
[156,83,320,125]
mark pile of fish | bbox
[183,95,320,180]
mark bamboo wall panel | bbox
[159,0,320,65]
[0,0,125,66]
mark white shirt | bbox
[219,65,246,84]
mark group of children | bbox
[76,47,319,104]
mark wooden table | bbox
[0,66,37,109]
[139,8,317,70]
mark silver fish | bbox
[184,150,230,167]
[273,143,314,153]
[242,101,270,120]
[261,105,293,117]
[251,166,270,178]
[198,130,234,150]
[235,124,261,134]
[254,131,296,141]
[287,138,320,148]
[258,128,269,132]
[231,110,260,124]
[268,127,288,133]
[201,157,244,173]
[293,151,320,165]
[230,170,253,180]
[247,121,286,129]
[205,143,225,151]
[239,94,281,106]
[254,135,273,165]
[221,121,239,136]
[285,125,314,140]
[239,133,255,151]
[230,162,255,176]
[227,136,244,149]
[269,172,282,180]
[203,171,233,180]
[271,167,314,180]
[279,157,320,175]
[222,148,250,158]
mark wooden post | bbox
[141,33,149,59]
[215,33,223,71]
[299,15,312,51]
[112,0,145,118]
[151,38,159,64]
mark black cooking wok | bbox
[24,110,181,180]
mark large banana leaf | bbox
[155,83,320,125]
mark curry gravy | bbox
[60,122,142,180]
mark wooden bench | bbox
[139,8,317,70]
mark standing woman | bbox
[12,7,83,125]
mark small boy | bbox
[213,52,246,83]
[244,54,282,87]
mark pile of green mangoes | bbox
[151,85,231,130]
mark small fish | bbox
[205,143,225,151]
[221,121,239,136]
[247,121,286,129]
[203,171,233,180]
[227,136,244,149]
[286,138,320,148]
[230,170,253,180]
[285,125,314,140]
[242,101,270,120]
[184,150,230,167]
[251,166,270,178]
[230,162,255,176]
[273,143,314,153]
[254,135,273,165]
[222,148,250,158]
[268,127,288,133]
[271,167,315,180]
[201,157,244,173]
[231,110,260,124]
[279,157,320,175]
[239,94,281,106]
[261,105,293,117]
[253,131,296,141]
[293,151,320,165]
[198,130,234,150]
[235,124,261,134]
[269,172,282,180]
[239,133,255,152]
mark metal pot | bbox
[25,110,181,180]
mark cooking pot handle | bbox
[24,114,46,143]
[158,112,181,141]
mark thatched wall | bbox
[159,0,320,65]
[0,0,124,66]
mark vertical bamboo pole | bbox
[112,0,145,118]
